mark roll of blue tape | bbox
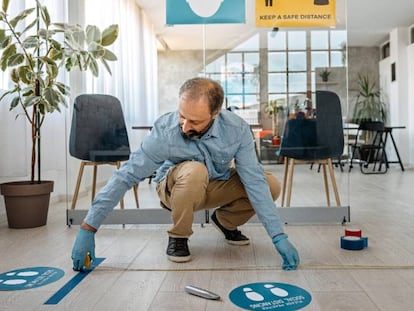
[340,236,368,250]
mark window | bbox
[203,29,346,124]
[381,42,390,59]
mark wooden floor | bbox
[1,163,414,310]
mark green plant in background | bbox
[319,67,331,82]
[0,0,118,183]
[264,99,284,136]
[352,73,387,124]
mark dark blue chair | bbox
[278,90,343,207]
[69,94,139,209]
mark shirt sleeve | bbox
[84,120,168,229]
[234,124,284,239]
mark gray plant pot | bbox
[0,181,54,229]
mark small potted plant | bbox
[319,67,331,82]
[264,99,284,146]
[0,0,118,228]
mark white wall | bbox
[407,43,414,165]
[379,27,413,166]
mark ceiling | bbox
[135,0,414,50]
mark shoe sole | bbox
[210,217,250,246]
[167,254,191,263]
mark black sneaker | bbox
[211,210,250,245]
[166,237,191,262]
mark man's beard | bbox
[180,119,215,140]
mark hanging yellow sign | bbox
[256,0,336,28]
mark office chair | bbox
[348,121,388,174]
[279,90,343,207]
[69,94,139,209]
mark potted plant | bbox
[351,73,387,124]
[319,67,331,82]
[264,99,284,146]
[0,0,118,228]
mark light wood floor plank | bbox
[1,164,414,310]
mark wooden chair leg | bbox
[286,158,295,207]
[92,164,98,202]
[327,158,341,206]
[133,184,139,208]
[281,157,289,207]
[115,161,125,209]
[321,162,330,206]
[71,161,86,209]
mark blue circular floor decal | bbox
[0,267,64,291]
[229,282,312,311]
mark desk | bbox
[383,126,405,171]
[345,124,405,171]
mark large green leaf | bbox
[0,86,18,102]
[86,25,101,44]
[22,35,39,49]
[9,8,35,29]
[39,2,50,27]
[102,48,117,61]
[101,24,118,46]
[49,46,63,61]
[2,0,10,13]
[0,34,11,49]
[88,42,105,58]
[0,28,5,42]
[0,43,16,71]
[100,58,112,75]
[17,65,31,84]
[10,95,20,110]
[7,52,24,66]
[43,87,60,112]
[10,68,20,83]
[41,57,58,79]
[24,94,40,108]
[21,18,37,36]
[55,81,69,93]
[88,56,99,76]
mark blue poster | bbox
[0,267,64,291]
[229,282,312,311]
[166,0,245,25]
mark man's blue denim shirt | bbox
[85,109,283,238]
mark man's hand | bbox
[272,233,299,270]
[71,227,96,271]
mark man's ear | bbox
[212,111,220,119]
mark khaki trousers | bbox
[156,161,281,238]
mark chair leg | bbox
[281,157,289,207]
[321,163,331,206]
[327,158,341,206]
[92,164,98,203]
[115,161,125,209]
[133,184,139,208]
[286,158,295,207]
[71,161,86,209]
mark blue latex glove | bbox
[272,233,299,271]
[71,227,96,271]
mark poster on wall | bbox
[166,0,245,25]
[256,0,336,28]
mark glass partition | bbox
[64,0,350,226]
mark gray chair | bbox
[279,90,343,207]
[69,94,138,209]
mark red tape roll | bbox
[345,228,362,237]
